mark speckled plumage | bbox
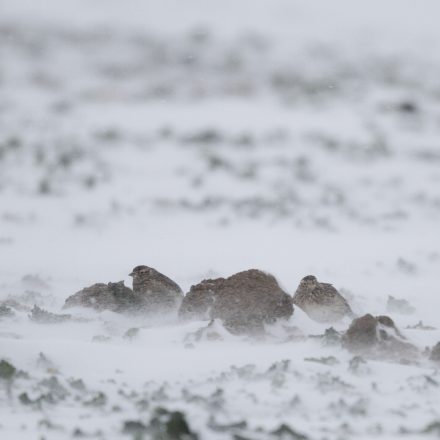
[293,275,353,323]
[129,265,183,313]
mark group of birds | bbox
[64,265,354,332]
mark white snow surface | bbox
[1,1,440,439]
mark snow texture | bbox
[1,1,440,439]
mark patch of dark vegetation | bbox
[430,342,440,362]
[406,321,436,331]
[309,327,342,346]
[39,376,69,400]
[19,391,56,407]
[208,417,247,433]
[84,391,107,407]
[150,408,198,440]
[29,305,71,324]
[304,356,339,366]
[0,304,14,318]
[185,320,225,343]
[348,356,369,375]
[181,129,223,145]
[122,420,148,436]
[422,420,440,435]
[0,359,16,380]
[271,423,309,440]
[124,328,140,340]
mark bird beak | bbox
[129,272,134,277]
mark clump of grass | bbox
[0,359,16,380]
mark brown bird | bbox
[129,265,183,314]
[293,275,353,323]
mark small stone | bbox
[0,359,16,379]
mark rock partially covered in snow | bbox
[64,281,137,313]
[343,314,418,360]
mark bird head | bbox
[129,265,153,278]
[300,275,318,289]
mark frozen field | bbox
[1,1,440,439]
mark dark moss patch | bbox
[0,359,16,379]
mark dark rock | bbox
[343,314,418,360]
[130,266,183,314]
[179,278,225,321]
[293,275,353,323]
[209,269,294,335]
[430,342,440,362]
[64,281,137,313]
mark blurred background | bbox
[1,0,440,308]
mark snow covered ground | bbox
[1,1,440,438]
